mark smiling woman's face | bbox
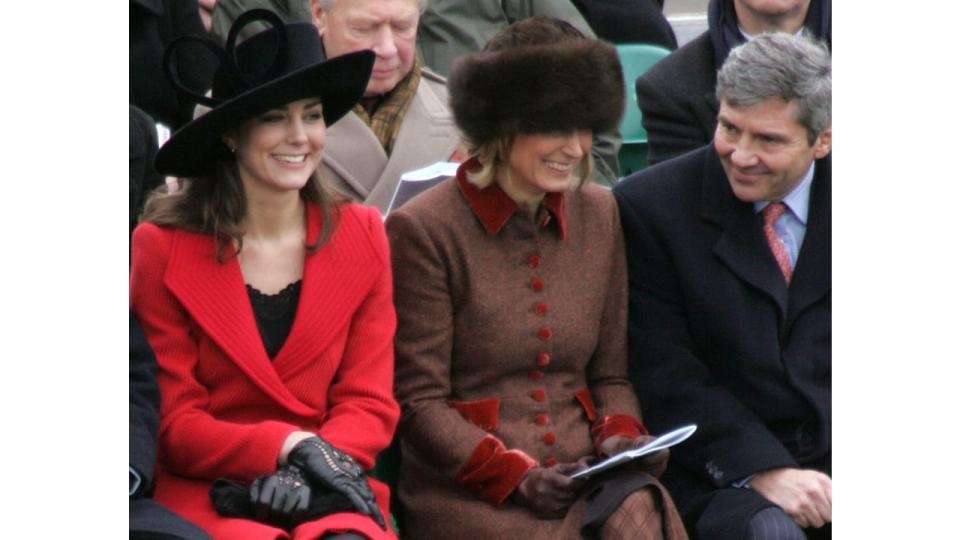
[230,98,327,194]
[499,129,593,207]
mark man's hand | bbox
[749,467,832,528]
[598,434,669,477]
[511,460,588,518]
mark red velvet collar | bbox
[455,157,567,239]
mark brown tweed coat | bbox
[386,160,680,539]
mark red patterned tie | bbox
[762,202,793,285]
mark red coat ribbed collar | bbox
[455,157,567,239]
[160,202,383,416]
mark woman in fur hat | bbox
[386,16,688,540]
[131,10,399,540]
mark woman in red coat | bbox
[130,10,398,539]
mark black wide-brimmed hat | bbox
[155,9,373,177]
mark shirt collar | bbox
[738,24,807,42]
[754,161,815,224]
[455,157,567,239]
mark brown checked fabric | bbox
[351,55,422,154]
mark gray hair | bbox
[313,0,429,14]
[716,32,831,145]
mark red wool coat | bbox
[130,202,400,540]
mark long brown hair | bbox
[141,152,342,261]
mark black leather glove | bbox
[286,436,386,530]
[249,464,311,529]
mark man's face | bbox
[733,0,810,33]
[311,0,420,97]
[714,97,831,203]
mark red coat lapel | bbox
[164,227,316,417]
[272,204,380,378]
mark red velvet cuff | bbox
[590,414,649,449]
[455,434,537,505]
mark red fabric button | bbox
[528,254,541,268]
[535,414,549,426]
[530,369,544,381]
[535,302,548,316]
[544,457,558,467]
[538,326,552,340]
[543,432,557,445]
[531,389,546,402]
[536,352,551,366]
[531,277,544,292]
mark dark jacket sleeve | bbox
[613,178,797,487]
[209,0,312,45]
[591,128,622,187]
[635,33,719,165]
[571,0,677,48]
[130,312,161,495]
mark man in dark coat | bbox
[614,33,832,539]
[635,0,830,165]
[130,313,211,540]
[571,0,677,48]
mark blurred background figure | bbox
[415,0,595,77]
[198,0,217,30]
[636,0,830,164]
[570,0,677,48]
[210,0,312,42]
[130,0,218,132]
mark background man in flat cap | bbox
[635,0,830,165]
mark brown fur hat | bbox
[448,16,625,146]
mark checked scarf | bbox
[352,55,422,154]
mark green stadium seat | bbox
[615,43,672,176]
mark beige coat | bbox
[320,68,462,215]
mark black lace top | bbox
[247,280,302,360]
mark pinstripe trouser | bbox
[745,507,806,540]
